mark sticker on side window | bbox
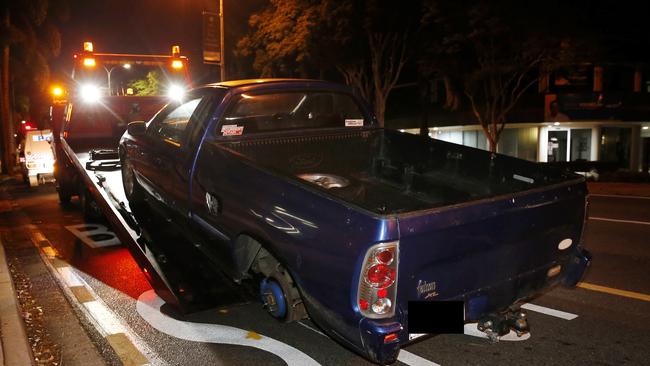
[345,119,364,127]
[221,124,244,136]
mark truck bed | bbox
[218,129,581,215]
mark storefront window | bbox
[570,129,592,161]
[547,130,568,162]
[498,127,538,161]
[600,127,631,168]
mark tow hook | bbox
[477,307,529,342]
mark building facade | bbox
[390,63,650,173]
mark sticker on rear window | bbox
[221,124,244,136]
[345,119,364,127]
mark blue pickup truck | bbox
[119,79,591,364]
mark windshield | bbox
[73,58,188,97]
[219,91,367,136]
[64,98,167,140]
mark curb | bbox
[0,239,35,366]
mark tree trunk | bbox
[1,8,15,174]
[374,93,386,128]
[418,78,429,136]
[488,136,497,153]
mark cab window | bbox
[150,98,201,146]
[219,91,366,136]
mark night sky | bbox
[52,0,650,84]
[54,0,266,84]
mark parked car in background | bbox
[20,129,55,187]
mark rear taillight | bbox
[357,241,399,318]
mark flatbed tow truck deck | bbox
[60,139,248,312]
[62,140,181,307]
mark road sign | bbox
[202,11,221,64]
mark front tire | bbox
[28,175,38,187]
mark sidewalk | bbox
[0,239,34,366]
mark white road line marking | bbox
[57,266,84,287]
[84,300,127,335]
[520,303,578,320]
[137,290,320,366]
[398,350,442,366]
[588,217,650,226]
[589,194,650,200]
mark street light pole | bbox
[220,0,225,81]
[104,66,115,96]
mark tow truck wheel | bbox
[121,158,143,203]
[28,176,38,187]
[79,186,102,221]
[57,189,71,205]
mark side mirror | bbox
[127,121,146,136]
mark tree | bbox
[236,0,418,127]
[419,0,574,152]
[129,71,162,96]
[0,0,66,173]
[236,0,318,78]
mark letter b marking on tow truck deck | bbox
[65,224,121,248]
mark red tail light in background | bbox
[357,241,399,318]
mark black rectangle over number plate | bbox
[408,301,464,334]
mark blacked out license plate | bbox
[408,301,464,337]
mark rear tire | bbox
[260,267,307,323]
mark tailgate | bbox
[396,180,587,321]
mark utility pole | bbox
[220,0,226,81]
[1,7,15,174]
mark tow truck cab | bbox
[53,42,191,216]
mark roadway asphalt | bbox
[1,178,649,366]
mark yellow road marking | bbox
[42,246,57,258]
[246,331,262,340]
[49,257,68,268]
[106,333,149,366]
[578,282,650,302]
[70,286,95,303]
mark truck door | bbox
[136,91,215,217]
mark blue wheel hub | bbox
[260,278,287,319]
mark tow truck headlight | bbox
[80,84,101,103]
[167,84,185,101]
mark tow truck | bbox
[51,42,204,309]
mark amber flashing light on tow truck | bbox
[51,86,64,96]
[171,60,183,69]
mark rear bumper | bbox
[355,246,591,364]
[561,246,591,287]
